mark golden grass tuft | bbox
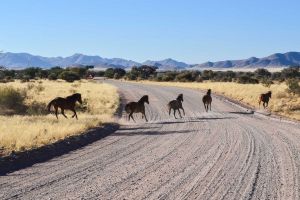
[0,80,119,155]
[137,81,300,121]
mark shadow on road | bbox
[113,129,194,136]
[0,124,119,176]
[151,116,236,125]
[229,111,254,115]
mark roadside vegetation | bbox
[95,65,299,120]
[0,80,119,156]
[0,65,95,83]
[140,81,300,120]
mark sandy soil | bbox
[1,80,300,200]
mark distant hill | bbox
[1,51,300,70]
[142,58,189,70]
[192,52,300,69]
[0,53,140,69]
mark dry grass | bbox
[0,80,119,155]
[136,81,300,121]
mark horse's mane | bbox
[138,95,148,103]
[66,93,81,100]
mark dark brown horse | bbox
[168,94,185,118]
[125,95,149,122]
[47,93,83,119]
[259,91,272,109]
[202,89,212,112]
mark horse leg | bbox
[178,109,182,118]
[181,107,185,116]
[173,109,177,119]
[129,112,135,122]
[209,103,211,111]
[61,109,68,118]
[169,107,171,116]
[72,109,78,119]
[54,106,58,119]
[143,112,148,122]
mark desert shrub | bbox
[68,67,88,78]
[26,83,35,90]
[34,83,45,93]
[254,68,271,79]
[20,75,31,82]
[261,78,273,87]
[125,72,137,80]
[26,101,47,115]
[95,71,105,77]
[281,67,300,79]
[175,71,193,82]
[0,86,26,113]
[286,79,300,95]
[0,71,5,80]
[48,72,58,80]
[58,71,80,82]
[23,67,42,79]
[237,75,259,84]
[201,70,215,80]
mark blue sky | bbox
[0,0,299,63]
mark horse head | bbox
[207,89,211,95]
[268,91,272,98]
[140,95,149,104]
[177,94,183,102]
[74,93,83,104]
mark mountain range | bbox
[1,51,300,70]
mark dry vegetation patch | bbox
[0,80,119,156]
[137,81,300,120]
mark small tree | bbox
[286,79,300,95]
[104,68,115,78]
[48,73,58,80]
[58,71,80,82]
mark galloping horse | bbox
[202,89,212,112]
[125,95,149,122]
[259,91,272,109]
[47,93,82,119]
[168,94,185,118]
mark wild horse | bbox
[47,93,83,119]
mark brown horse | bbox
[168,94,185,118]
[259,91,272,109]
[202,89,212,112]
[125,95,149,122]
[47,93,83,119]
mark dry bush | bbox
[0,86,27,114]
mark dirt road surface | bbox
[1,80,300,200]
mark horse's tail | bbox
[47,99,55,112]
[125,104,131,114]
[258,95,262,108]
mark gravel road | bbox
[1,80,300,200]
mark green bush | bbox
[48,72,58,80]
[261,78,273,87]
[0,86,27,114]
[237,75,259,84]
[58,71,80,82]
[286,79,300,95]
